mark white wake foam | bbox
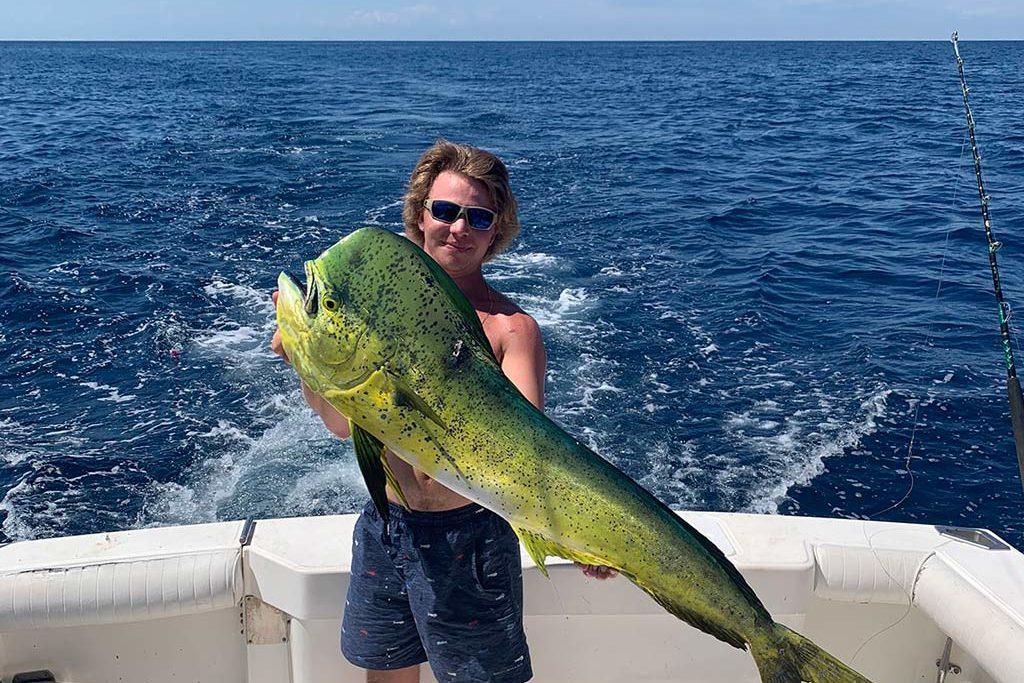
[741,388,892,514]
[138,276,365,527]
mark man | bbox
[271,140,612,683]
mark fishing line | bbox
[851,38,975,666]
[869,131,966,521]
[849,535,955,666]
[850,154,963,668]
[855,33,1024,671]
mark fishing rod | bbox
[951,31,1024,494]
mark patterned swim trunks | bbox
[341,500,532,683]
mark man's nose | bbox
[449,216,471,235]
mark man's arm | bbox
[301,381,351,439]
[500,312,617,580]
[498,314,546,411]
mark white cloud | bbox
[348,3,437,26]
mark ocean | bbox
[1,41,1022,548]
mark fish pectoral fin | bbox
[512,527,610,580]
[350,421,409,521]
[387,374,447,430]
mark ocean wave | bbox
[519,287,594,329]
[4,41,1023,547]
[77,381,135,404]
[364,200,403,227]
[139,397,363,527]
[488,251,563,282]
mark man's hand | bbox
[270,291,289,364]
[575,563,618,580]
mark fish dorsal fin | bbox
[515,525,748,650]
[514,527,551,577]
[512,526,610,579]
[407,243,497,364]
[631,575,748,650]
[350,421,409,521]
[663,505,765,615]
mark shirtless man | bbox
[271,140,612,683]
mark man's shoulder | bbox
[490,291,540,335]
[482,289,544,358]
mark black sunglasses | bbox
[423,199,497,231]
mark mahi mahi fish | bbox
[276,227,873,683]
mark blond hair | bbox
[403,139,520,262]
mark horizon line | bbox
[2,37,1019,43]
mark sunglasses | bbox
[423,199,497,231]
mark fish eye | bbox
[323,297,338,312]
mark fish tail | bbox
[749,625,874,683]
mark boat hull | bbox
[0,512,1020,683]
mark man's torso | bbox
[384,293,524,511]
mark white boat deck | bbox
[0,511,1021,682]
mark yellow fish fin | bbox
[387,373,447,430]
[512,527,611,579]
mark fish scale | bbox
[276,227,874,683]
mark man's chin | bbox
[429,245,480,268]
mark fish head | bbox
[276,236,374,395]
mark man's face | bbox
[419,171,497,278]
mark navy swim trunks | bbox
[341,500,532,683]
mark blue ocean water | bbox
[1,41,1022,548]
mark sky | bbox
[2,1,1023,41]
